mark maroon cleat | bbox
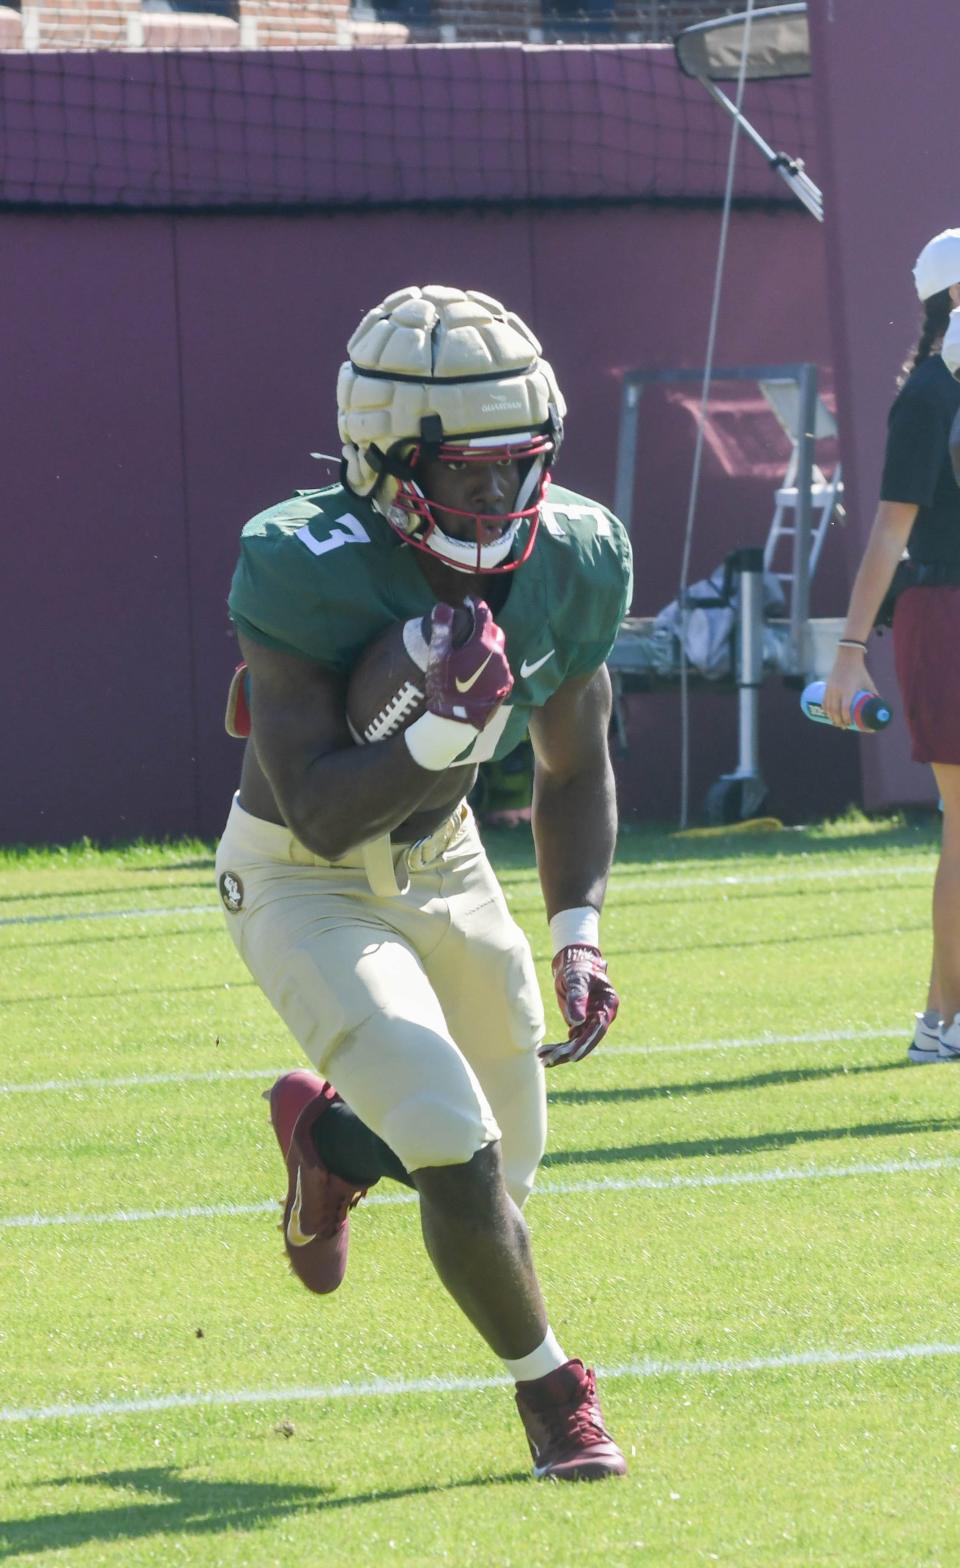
[267,1070,366,1295]
[515,1359,627,1481]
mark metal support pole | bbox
[701,79,823,222]
[735,546,764,778]
[613,380,642,528]
[704,545,767,823]
[788,362,818,674]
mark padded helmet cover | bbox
[337,285,565,501]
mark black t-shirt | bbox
[880,353,960,564]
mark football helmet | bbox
[337,285,565,572]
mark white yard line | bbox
[0,1028,906,1096]
[2,1339,957,1425]
[518,860,936,899]
[610,862,934,890]
[603,1026,904,1057]
[608,1022,909,1059]
[0,1067,291,1095]
[0,858,938,930]
[0,905,217,928]
[3,1154,956,1231]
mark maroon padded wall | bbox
[2,217,198,842]
[809,0,954,811]
[4,201,845,843]
[3,42,855,842]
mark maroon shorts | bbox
[892,584,960,764]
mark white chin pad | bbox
[943,308,960,380]
[429,521,519,572]
[377,489,520,572]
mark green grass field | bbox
[2,814,958,1567]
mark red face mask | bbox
[384,433,555,574]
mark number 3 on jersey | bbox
[296,513,371,558]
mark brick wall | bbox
[22,0,132,49]
[4,0,740,51]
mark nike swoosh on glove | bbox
[426,597,513,729]
[538,944,620,1067]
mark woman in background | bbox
[824,228,960,1064]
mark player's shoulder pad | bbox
[240,485,366,543]
[531,484,633,677]
[538,482,632,577]
[236,484,389,590]
[230,485,390,665]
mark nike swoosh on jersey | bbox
[520,649,555,678]
[286,1167,318,1247]
[455,652,494,693]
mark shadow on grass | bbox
[0,880,216,909]
[6,923,223,955]
[540,1113,960,1170]
[596,919,930,960]
[3,915,222,953]
[1,1463,528,1559]
[0,978,255,1009]
[124,858,216,872]
[616,819,941,864]
[488,815,940,876]
[547,1057,914,1108]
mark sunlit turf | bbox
[2,812,957,1566]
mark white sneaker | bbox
[908,1013,943,1063]
[938,1013,960,1060]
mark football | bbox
[346,605,472,744]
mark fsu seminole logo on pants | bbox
[219,871,244,913]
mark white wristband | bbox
[404,712,480,772]
[549,906,600,957]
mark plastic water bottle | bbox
[800,680,892,733]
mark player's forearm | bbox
[840,501,916,639]
[276,739,445,859]
[531,758,617,921]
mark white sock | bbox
[502,1327,568,1383]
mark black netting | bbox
[0,34,816,210]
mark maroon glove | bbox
[538,945,620,1067]
[426,597,513,730]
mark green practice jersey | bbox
[229,482,633,766]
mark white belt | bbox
[361,803,468,897]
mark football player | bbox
[217,285,633,1481]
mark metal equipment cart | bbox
[609,362,844,823]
